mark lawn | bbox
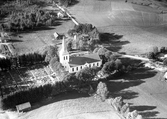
[18,92,121,119]
[11,17,74,55]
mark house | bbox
[59,37,102,73]
[57,11,67,18]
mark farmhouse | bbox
[59,37,102,73]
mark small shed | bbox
[54,32,59,39]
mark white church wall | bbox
[69,61,102,73]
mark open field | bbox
[68,0,167,55]
[11,20,74,55]
[18,92,121,119]
[121,69,167,118]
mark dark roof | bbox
[69,53,101,67]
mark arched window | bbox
[76,67,78,71]
[72,68,74,72]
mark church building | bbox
[59,38,102,73]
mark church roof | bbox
[69,53,101,67]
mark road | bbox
[122,55,149,61]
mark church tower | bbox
[59,37,69,69]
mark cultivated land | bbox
[68,0,167,55]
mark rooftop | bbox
[69,53,101,67]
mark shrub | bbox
[96,82,109,101]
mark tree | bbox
[50,57,59,67]
[115,59,122,70]
[45,45,58,63]
[163,58,167,66]
[75,67,95,83]
[102,61,115,74]
[63,73,79,88]
[67,40,72,51]
[93,47,100,53]
[97,47,108,56]
[147,52,154,59]
[96,81,109,101]
[109,54,118,61]
[67,29,76,37]
[88,39,96,51]
[50,60,64,75]
[152,46,158,55]
[104,51,112,61]
[160,46,165,53]
[77,38,88,51]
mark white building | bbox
[59,38,102,73]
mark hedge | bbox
[2,81,71,109]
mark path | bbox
[122,55,149,61]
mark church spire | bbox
[61,36,69,55]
